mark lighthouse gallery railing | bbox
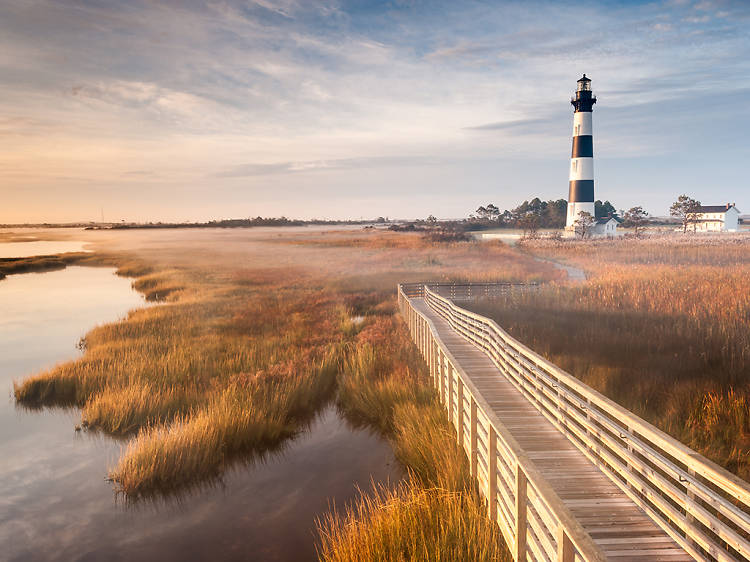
[398,282,750,562]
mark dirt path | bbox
[535,256,587,282]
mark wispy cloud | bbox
[1,0,750,221]
[465,117,554,132]
[216,155,442,177]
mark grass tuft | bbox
[318,479,508,562]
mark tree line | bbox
[470,198,619,230]
[467,194,708,236]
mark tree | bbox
[426,214,437,225]
[485,204,500,222]
[574,211,595,239]
[670,195,702,233]
[543,199,568,228]
[519,212,540,238]
[623,206,649,236]
[475,203,501,223]
[595,200,618,219]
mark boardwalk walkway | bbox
[411,297,692,561]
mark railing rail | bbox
[398,283,606,562]
[400,281,750,562]
[399,281,537,300]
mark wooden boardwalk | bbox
[411,297,693,561]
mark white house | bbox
[589,216,619,237]
[693,204,740,232]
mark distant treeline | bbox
[91,216,390,230]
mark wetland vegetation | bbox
[8,227,552,559]
[10,227,749,559]
[472,234,750,478]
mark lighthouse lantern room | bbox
[566,74,597,231]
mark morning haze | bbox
[3,2,750,562]
[3,0,749,223]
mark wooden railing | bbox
[399,282,750,561]
[399,281,537,300]
[398,284,606,562]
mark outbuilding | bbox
[693,204,740,232]
[590,216,619,237]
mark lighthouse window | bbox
[576,125,580,135]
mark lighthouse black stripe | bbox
[571,135,593,158]
[568,180,595,202]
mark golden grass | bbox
[111,355,338,497]
[11,228,554,510]
[472,234,750,478]
[324,313,510,560]
[14,259,348,497]
[317,479,508,562]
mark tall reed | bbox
[471,235,750,478]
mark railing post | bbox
[433,338,438,379]
[428,336,434,376]
[430,340,436,380]
[557,527,574,562]
[439,355,446,405]
[470,396,478,479]
[435,349,441,390]
[456,377,464,447]
[556,375,565,432]
[686,467,697,551]
[434,343,440,386]
[448,363,454,423]
[488,425,498,523]
[515,466,527,561]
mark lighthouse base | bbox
[566,202,595,228]
[565,201,596,237]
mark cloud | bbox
[216,155,442,177]
[464,117,554,132]
[2,0,750,221]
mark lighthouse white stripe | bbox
[567,202,596,225]
[569,157,594,181]
[572,112,592,136]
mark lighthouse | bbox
[566,74,596,231]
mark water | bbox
[472,229,560,246]
[0,267,400,561]
[0,240,89,257]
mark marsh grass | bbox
[111,352,339,498]
[317,479,508,562]
[14,257,348,497]
[12,229,552,509]
[324,313,510,560]
[0,251,155,281]
[471,235,750,478]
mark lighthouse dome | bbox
[577,74,592,91]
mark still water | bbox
[0,267,400,561]
[0,241,89,258]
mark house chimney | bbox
[727,203,731,210]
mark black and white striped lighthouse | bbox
[566,74,597,230]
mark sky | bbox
[1,0,749,223]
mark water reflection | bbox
[0,241,89,258]
[0,266,400,561]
